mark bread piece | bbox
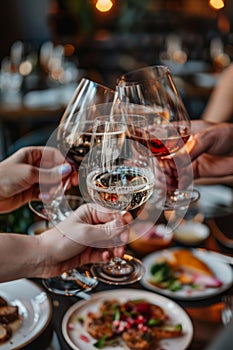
[172,249,214,276]
[0,324,12,343]
[0,297,7,307]
[0,296,23,345]
[0,305,19,324]
[7,317,23,333]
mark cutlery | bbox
[75,291,92,300]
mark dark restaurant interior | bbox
[1,0,233,148]
[0,1,233,350]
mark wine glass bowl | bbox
[117,65,200,210]
[29,77,117,221]
[78,103,156,285]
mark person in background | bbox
[201,63,233,123]
[0,146,132,283]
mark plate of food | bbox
[141,248,233,300]
[62,288,193,350]
[0,279,52,349]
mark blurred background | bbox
[1,0,233,157]
[0,0,232,231]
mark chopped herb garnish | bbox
[94,335,107,349]
[147,318,161,326]
[77,317,84,324]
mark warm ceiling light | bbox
[95,0,113,12]
[209,0,225,10]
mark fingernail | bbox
[58,163,72,176]
[39,192,50,200]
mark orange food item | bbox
[171,249,214,277]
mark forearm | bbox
[0,233,42,282]
[202,67,233,123]
[202,90,233,123]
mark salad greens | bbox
[150,262,182,291]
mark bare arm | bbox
[0,204,132,283]
[202,64,233,123]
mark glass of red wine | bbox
[117,65,200,210]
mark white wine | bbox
[87,166,154,211]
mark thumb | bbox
[38,163,72,184]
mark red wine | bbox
[129,125,190,157]
[150,134,190,157]
[66,133,92,168]
[59,127,126,168]
[58,131,92,168]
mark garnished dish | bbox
[86,298,183,349]
[141,248,233,300]
[62,289,193,350]
[0,296,22,343]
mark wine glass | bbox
[29,77,117,221]
[117,64,200,210]
[78,103,158,285]
[29,78,117,296]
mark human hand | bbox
[189,122,233,178]
[0,146,77,213]
[36,203,133,278]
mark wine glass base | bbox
[42,268,98,296]
[163,189,200,210]
[91,254,145,285]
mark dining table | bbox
[2,183,233,350]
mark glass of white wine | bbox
[79,103,156,285]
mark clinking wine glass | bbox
[29,78,117,296]
[78,103,156,285]
[29,77,117,221]
[117,65,200,210]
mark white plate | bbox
[0,279,52,349]
[141,248,233,300]
[62,289,193,350]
